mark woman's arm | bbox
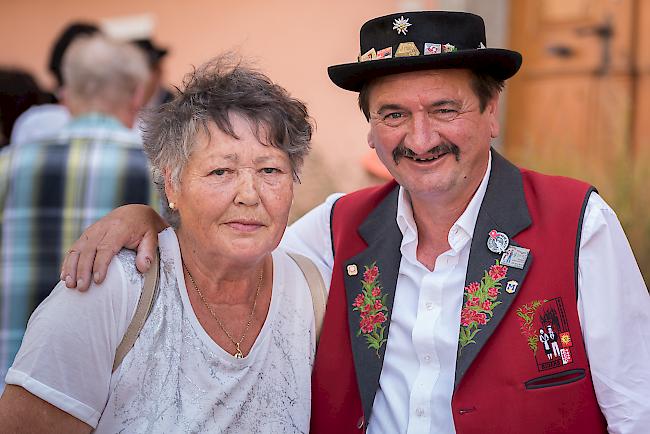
[61,204,168,291]
[0,385,92,434]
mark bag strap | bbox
[287,252,327,344]
[112,249,160,372]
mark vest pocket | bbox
[524,368,586,390]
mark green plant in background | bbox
[508,145,650,286]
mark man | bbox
[0,34,157,386]
[57,11,649,433]
[131,38,175,108]
[10,22,100,145]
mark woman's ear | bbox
[163,168,178,207]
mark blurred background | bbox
[1,0,648,281]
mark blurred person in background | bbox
[10,22,99,145]
[0,33,157,388]
[0,68,47,148]
[0,54,315,433]
[132,38,175,107]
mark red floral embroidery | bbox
[488,264,507,280]
[352,263,388,357]
[466,282,480,294]
[458,260,508,353]
[515,299,548,353]
[364,266,379,283]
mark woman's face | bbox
[166,113,294,266]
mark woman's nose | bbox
[234,169,260,206]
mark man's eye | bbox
[384,112,404,120]
[433,108,459,119]
[261,167,280,174]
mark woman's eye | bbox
[211,169,228,176]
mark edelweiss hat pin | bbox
[328,11,522,91]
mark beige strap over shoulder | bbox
[112,249,160,372]
[287,252,327,344]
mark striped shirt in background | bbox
[0,113,159,389]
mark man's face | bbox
[366,69,499,203]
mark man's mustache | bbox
[392,141,461,165]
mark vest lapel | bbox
[454,150,534,388]
[343,186,402,421]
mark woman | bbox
[0,54,316,433]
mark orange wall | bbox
[1,0,439,198]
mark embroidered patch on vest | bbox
[351,263,388,357]
[458,261,508,353]
[516,297,574,371]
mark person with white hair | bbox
[0,34,157,386]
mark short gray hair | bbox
[62,34,149,112]
[142,53,314,228]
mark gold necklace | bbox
[184,262,263,358]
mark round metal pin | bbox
[487,229,509,254]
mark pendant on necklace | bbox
[234,343,244,359]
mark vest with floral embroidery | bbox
[310,153,607,434]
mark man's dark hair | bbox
[357,70,505,121]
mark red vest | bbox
[311,154,607,433]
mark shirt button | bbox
[424,354,432,363]
[425,302,434,311]
[416,408,425,417]
[451,227,458,235]
[356,416,364,429]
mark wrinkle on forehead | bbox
[368,69,475,110]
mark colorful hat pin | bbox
[487,229,509,254]
[392,16,412,35]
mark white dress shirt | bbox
[281,153,650,434]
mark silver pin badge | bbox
[501,246,530,269]
[505,280,519,294]
[487,229,509,254]
[347,264,358,276]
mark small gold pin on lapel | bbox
[347,264,358,276]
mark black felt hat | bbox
[328,11,522,92]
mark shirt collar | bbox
[396,151,493,247]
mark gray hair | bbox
[142,53,314,228]
[62,34,149,112]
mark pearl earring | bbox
[169,202,176,210]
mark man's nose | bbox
[403,113,441,154]
[234,169,260,206]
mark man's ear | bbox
[131,84,146,114]
[367,129,376,149]
[487,95,500,139]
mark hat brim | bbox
[328,48,522,92]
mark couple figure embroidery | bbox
[539,325,561,360]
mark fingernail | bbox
[60,272,65,281]
[145,257,152,267]
[65,276,74,287]
[77,278,83,288]
[94,272,100,283]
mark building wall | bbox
[0,0,512,218]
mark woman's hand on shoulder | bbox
[61,204,168,291]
